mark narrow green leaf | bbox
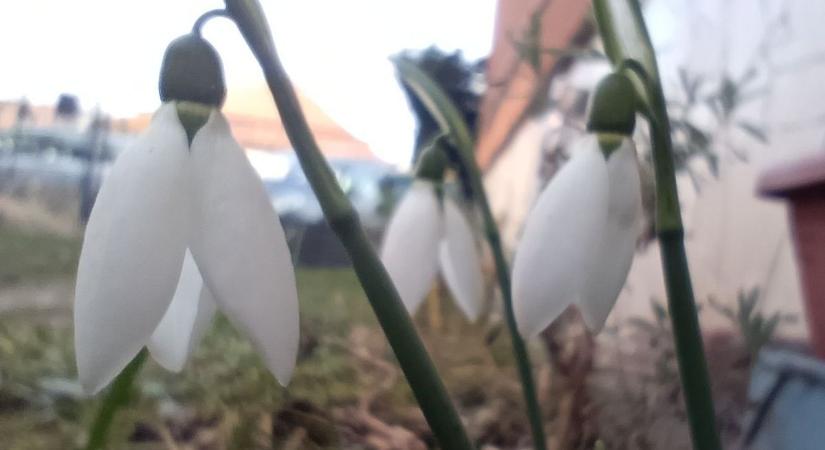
[392,58,475,156]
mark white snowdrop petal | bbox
[512,136,609,337]
[148,250,217,372]
[74,103,190,394]
[579,139,642,332]
[188,111,299,386]
[380,181,442,315]
[438,199,484,321]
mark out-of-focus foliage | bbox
[666,68,768,191]
[394,47,483,163]
[708,287,796,360]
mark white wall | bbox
[484,0,825,338]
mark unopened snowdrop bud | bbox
[512,71,642,337]
[381,140,484,321]
[512,136,609,337]
[578,138,642,332]
[438,199,484,321]
[74,33,299,394]
[382,180,443,313]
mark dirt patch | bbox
[0,195,80,237]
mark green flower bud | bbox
[415,137,449,182]
[586,73,636,136]
[159,34,226,107]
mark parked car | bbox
[0,126,132,221]
[248,149,409,267]
[0,131,406,267]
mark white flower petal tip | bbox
[439,199,484,322]
[579,139,642,333]
[148,251,217,372]
[512,136,609,338]
[74,103,190,394]
[380,180,442,315]
[188,111,300,387]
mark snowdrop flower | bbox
[512,73,642,337]
[74,34,299,394]
[381,150,484,320]
[512,136,641,336]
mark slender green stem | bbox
[393,58,547,450]
[224,2,474,448]
[84,349,147,450]
[456,145,548,450]
[484,214,548,450]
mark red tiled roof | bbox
[476,0,591,169]
[110,86,376,160]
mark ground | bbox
[0,213,534,450]
[0,201,760,450]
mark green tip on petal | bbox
[586,72,636,136]
[596,133,625,158]
[175,102,213,146]
[159,34,226,107]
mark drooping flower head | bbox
[74,33,299,394]
[380,140,485,321]
[512,73,642,337]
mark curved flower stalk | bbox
[512,135,642,337]
[381,180,485,321]
[74,34,299,395]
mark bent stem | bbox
[592,0,722,448]
[224,1,474,449]
[84,349,148,450]
[394,59,548,450]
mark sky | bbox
[0,0,497,167]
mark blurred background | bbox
[2,0,825,449]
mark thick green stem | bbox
[84,349,147,450]
[649,97,722,450]
[225,2,474,448]
[659,229,722,449]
